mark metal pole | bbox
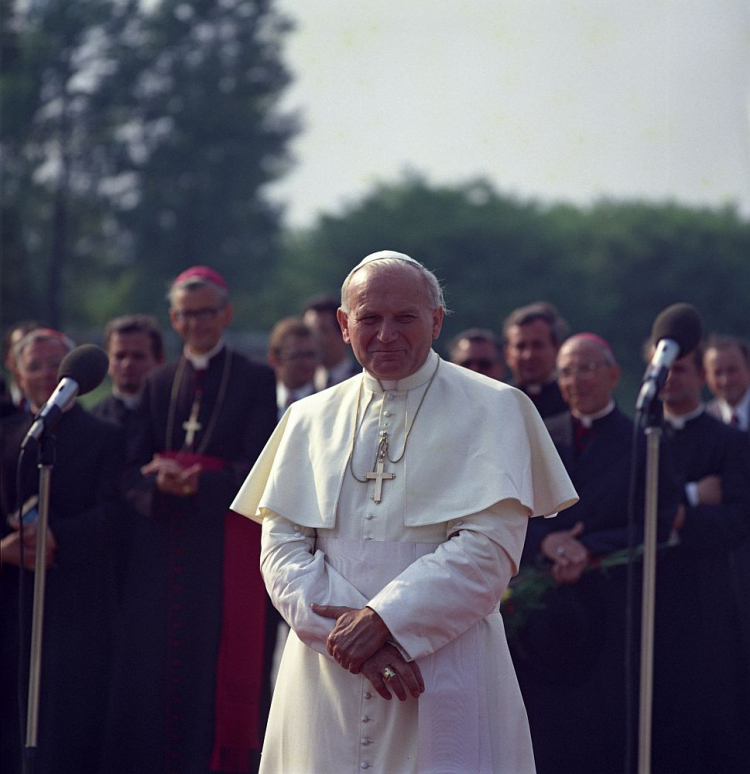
[25,436,55,769]
[638,426,661,774]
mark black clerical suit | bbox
[103,346,277,774]
[90,392,137,433]
[0,405,124,774]
[519,379,567,419]
[652,410,750,774]
[513,406,678,774]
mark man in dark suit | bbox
[1,328,123,774]
[502,301,568,417]
[103,267,278,774]
[90,314,164,431]
[652,342,750,774]
[704,334,750,435]
[302,294,360,390]
[514,333,678,774]
[266,317,318,419]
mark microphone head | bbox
[58,344,110,396]
[651,303,703,358]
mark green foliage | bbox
[1,0,297,331]
[96,0,298,316]
[277,175,750,407]
[1,0,123,326]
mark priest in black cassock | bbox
[103,267,277,774]
[502,301,568,418]
[90,314,164,433]
[1,329,124,774]
[651,343,750,774]
[511,334,679,774]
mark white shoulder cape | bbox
[231,357,577,528]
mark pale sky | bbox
[270,0,750,227]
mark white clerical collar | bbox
[717,388,750,429]
[664,403,705,430]
[112,388,140,410]
[183,337,226,371]
[364,350,438,393]
[571,400,616,428]
[524,376,556,396]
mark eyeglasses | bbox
[558,362,610,380]
[173,306,225,323]
[23,358,64,375]
[458,358,495,371]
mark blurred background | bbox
[2,0,749,405]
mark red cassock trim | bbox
[160,451,267,772]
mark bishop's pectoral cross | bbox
[365,432,396,504]
[182,394,203,448]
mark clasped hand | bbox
[141,455,201,497]
[541,521,590,584]
[312,604,424,701]
[0,525,57,570]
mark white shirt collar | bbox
[183,337,226,371]
[571,400,616,428]
[716,388,750,429]
[363,350,439,394]
[112,388,140,410]
[664,402,705,430]
[524,375,557,396]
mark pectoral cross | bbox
[182,396,202,448]
[365,432,395,504]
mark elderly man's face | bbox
[557,339,619,416]
[704,345,750,407]
[17,339,69,413]
[338,265,443,381]
[170,285,232,355]
[504,319,558,386]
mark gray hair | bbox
[340,251,446,313]
[14,329,75,367]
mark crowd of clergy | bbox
[1,268,748,774]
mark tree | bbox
[99,0,298,318]
[1,0,297,332]
[1,0,122,328]
[276,174,750,407]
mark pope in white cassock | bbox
[231,251,578,773]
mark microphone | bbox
[22,344,109,447]
[636,303,703,412]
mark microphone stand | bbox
[23,433,56,774]
[637,396,663,774]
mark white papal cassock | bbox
[232,351,577,774]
